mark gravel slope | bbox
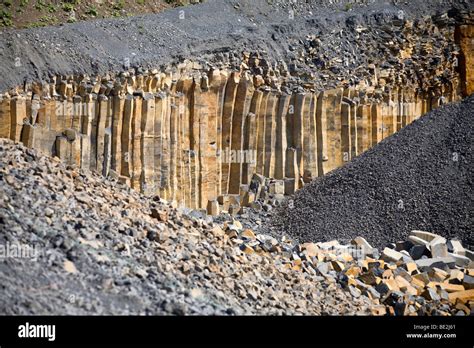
[0,139,371,315]
[0,0,472,91]
[272,96,474,249]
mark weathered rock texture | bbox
[0,138,373,315]
[0,7,473,213]
[456,23,474,95]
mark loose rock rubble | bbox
[0,0,473,92]
[231,224,474,316]
[0,139,371,315]
[1,139,472,315]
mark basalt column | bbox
[0,57,468,212]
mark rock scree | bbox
[0,0,473,92]
[2,138,473,316]
[0,138,372,315]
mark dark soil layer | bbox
[272,96,474,249]
[0,0,178,30]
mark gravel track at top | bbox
[271,95,474,249]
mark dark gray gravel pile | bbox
[272,95,474,249]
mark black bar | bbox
[0,316,472,346]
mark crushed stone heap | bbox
[271,95,474,249]
[0,138,371,315]
[1,139,473,316]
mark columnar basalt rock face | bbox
[0,73,459,211]
[456,25,474,96]
[0,15,472,213]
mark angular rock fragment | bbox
[206,199,220,216]
[449,253,471,267]
[409,245,429,260]
[415,257,456,271]
[151,208,168,222]
[448,289,474,304]
[381,247,405,263]
[410,230,441,243]
[351,236,375,257]
[429,237,448,258]
[463,275,474,290]
[448,240,465,256]
[421,288,440,301]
